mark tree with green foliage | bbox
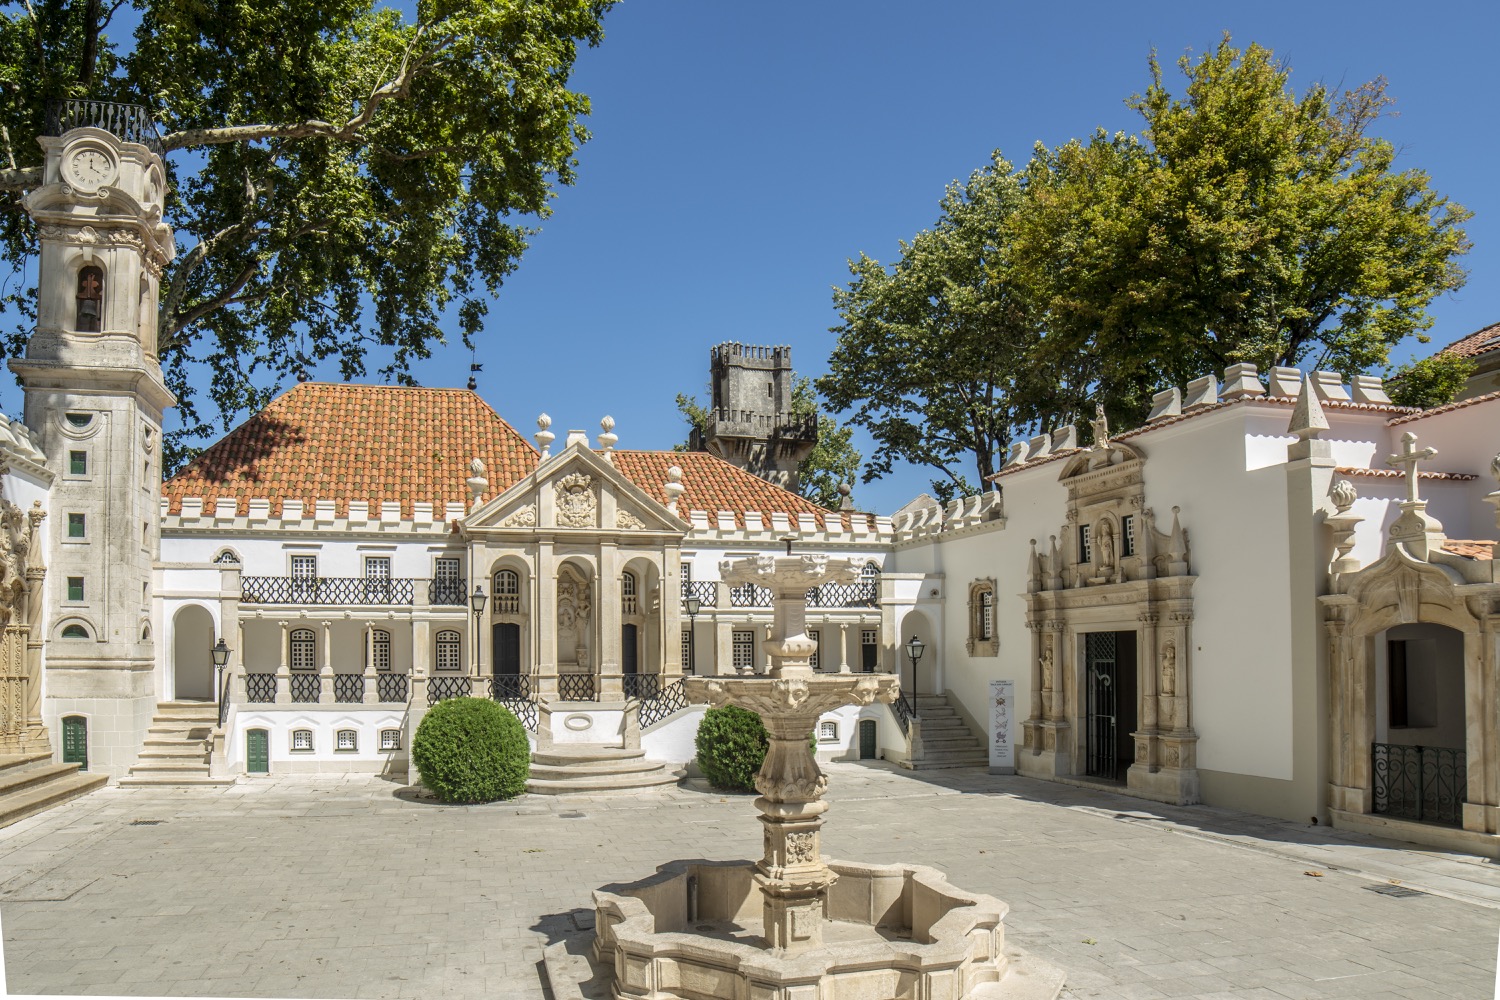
[2,0,615,472]
[411,696,530,803]
[1386,352,1476,409]
[818,154,1049,502]
[1014,37,1471,422]
[675,375,861,510]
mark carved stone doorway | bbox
[1084,631,1137,782]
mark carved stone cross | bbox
[1387,431,1438,504]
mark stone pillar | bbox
[763,621,774,674]
[837,623,850,673]
[1134,611,1160,776]
[754,709,836,952]
[598,543,622,700]
[536,540,556,698]
[275,620,290,705]
[318,620,334,704]
[714,621,733,678]
[363,622,379,705]
[1463,614,1500,835]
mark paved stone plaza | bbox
[0,763,1495,1000]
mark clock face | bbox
[65,147,115,191]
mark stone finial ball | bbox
[601,415,615,432]
[1329,477,1357,513]
[537,413,552,430]
[837,482,851,497]
[667,465,683,483]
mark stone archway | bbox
[172,605,216,701]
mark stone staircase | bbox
[0,753,107,829]
[902,694,988,770]
[118,702,234,787]
[527,745,681,795]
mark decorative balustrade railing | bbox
[289,674,321,703]
[638,679,689,730]
[44,99,163,155]
[241,576,415,606]
[1372,742,1467,827]
[729,583,774,608]
[333,674,365,703]
[218,669,231,727]
[622,674,660,700]
[245,674,277,703]
[681,581,718,607]
[427,675,472,706]
[377,674,409,703]
[489,676,537,732]
[428,580,469,606]
[805,582,879,608]
[891,689,917,737]
[557,673,597,702]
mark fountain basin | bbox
[593,858,1010,1000]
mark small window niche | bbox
[335,729,358,753]
[64,412,93,429]
[68,450,88,476]
[67,513,86,539]
[76,266,103,333]
[379,729,401,751]
[61,623,90,639]
[818,720,839,743]
[290,729,314,752]
[66,577,85,602]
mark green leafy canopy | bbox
[2,0,615,472]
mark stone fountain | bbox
[543,552,1064,999]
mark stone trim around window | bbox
[966,578,998,656]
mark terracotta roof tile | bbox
[163,383,538,517]
[1436,321,1500,360]
[1442,539,1495,561]
[1387,389,1500,425]
[1334,466,1478,482]
[612,450,836,529]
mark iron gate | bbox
[1372,743,1466,827]
[1085,633,1119,779]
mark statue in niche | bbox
[1040,638,1054,690]
[1161,639,1177,696]
[1090,403,1110,449]
[1094,520,1115,573]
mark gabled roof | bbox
[162,383,538,516]
[612,450,837,529]
[1436,321,1500,361]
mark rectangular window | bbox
[370,630,391,672]
[435,557,462,604]
[380,729,401,751]
[435,631,462,672]
[67,513,86,538]
[1078,524,1092,564]
[335,729,358,752]
[291,729,313,752]
[69,450,87,475]
[861,629,878,672]
[732,631,755,671]
[66,577,84,602]
[681,629,693,675]
[1389,640,1409,728]
[1121,515,1136,557]
[809,629,820,670]
[290,554,317,600]
[981,592,994,640]
[364,556,391,602]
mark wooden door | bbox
[858,719,877,760]
[493,623,521,676]
[246,728,269,774]
[61,716,87,770]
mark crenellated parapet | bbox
[890,491,1004,545]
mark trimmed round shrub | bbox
[411,696,530,803]
[695,706,819,793]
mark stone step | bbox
[525,769,680,795]
[0,766,107,830]
[138,746,210,760]
[148,722,214,736]
[0,761,85,797]
[531,746,646,768]
[0,752,52,773]
[117,773,236,787]
[917,716,966,730]
[917,735,985,751]
[153,705,218,721]
[127,761,213,775]
[529,758,669,780]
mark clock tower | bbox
[14,102,176,778]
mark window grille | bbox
[67,577,84,601]
[818,720,838,742]
[213,550,240,564]
[862,629,877,646]
[370,629,391,672]
[681,629,693,674]
[622,572,638,615]
[433,557,463,604]
[809,629,820,670]
[494,570,520,613]
[69,450,87,475]
[1121,515,1136,557]
[68,513,85,538]
[379,729,401,751]
[336,729,358,752]
[290,554,317,600]
[290,629,316,671]
[732,631,755,671]
[1078,524,1092,564]
[981,591,994,640]
[435,630,462,672]
[291,729,313,751]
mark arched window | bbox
[76,266,103,332]
[818,720,839,742]
[290,729,314,752]
[140,623,152,641]
[859,561,880,603]
[61,623,90,639]
[289,628,316,671]
[335,729,358,752]
[369,629,391,672]
[494,570,520,614]
[213,550,241,564]
[622,571,638,615]
[967,580,998,656]
[435,630,462,672]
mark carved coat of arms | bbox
[554,473,597,528]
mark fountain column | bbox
[687,553,896,953]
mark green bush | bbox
[411,697,530,803]
[694,705,819,793]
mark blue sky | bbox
[17,2,1500,514]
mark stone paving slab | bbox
[0,763,1495,999]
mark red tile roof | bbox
[1442,539,1495,561]
[1334,466,1478,482]
[612,450,838,529]
[1387,389,1500,425]
[163,383,538,516]
[1436,321,1500,360]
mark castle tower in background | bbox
[14,101,176,778]
[691,343,818,492]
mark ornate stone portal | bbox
[0,484,48,754]
[547,553,1065,999]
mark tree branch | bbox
[162,259,260,342]
[0,166,43,193]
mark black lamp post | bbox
[212,637,231,725]
[684,595,701,675]
[470,584,488,686]
[905,635,925,699]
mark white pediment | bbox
[465,444,685,535]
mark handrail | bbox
[241,576,416,606]
[891,688,917,737]
[638,678,689,730]
[43,99,163,155]
[217,668,232,727]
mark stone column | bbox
[275,620,291,705]
[318,620,334,704]
[1462,613,1500,835]
[1135,610,1160,775]
[598,543,622,700]
[536,540,556,698]
[837,623,850,673]
[363,622,379,704]
[714,621,733,677]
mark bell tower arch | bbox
[13,101,177,778]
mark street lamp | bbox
[211,638,231,725]
[470,584,488,682]
[905,635,925,698]
[684,595,702,675]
